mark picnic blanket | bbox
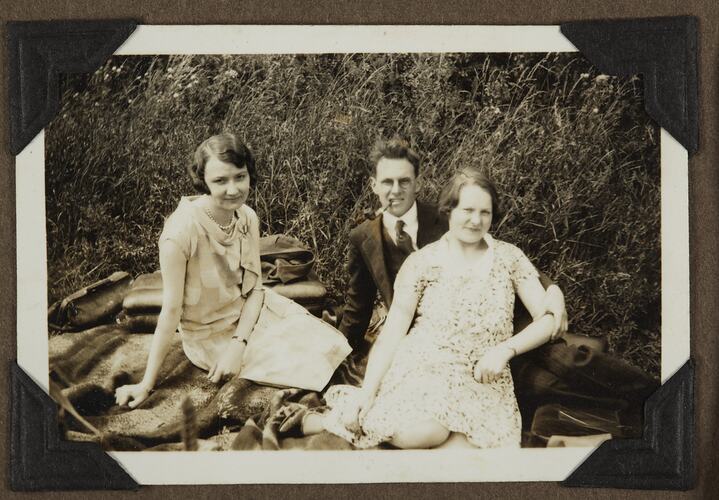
[49,325,353,451]
[47,260,657,451]
[49,321,655,451]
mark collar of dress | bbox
[180,196,261,297]
[438,232,495,281]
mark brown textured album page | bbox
[1,0,717,498]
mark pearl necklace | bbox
[203,207,236,233]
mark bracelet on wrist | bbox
[231,335,248,345]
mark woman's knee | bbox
[391,419,450,449]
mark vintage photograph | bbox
[15,25,686,483]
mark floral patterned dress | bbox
[324,234,539,448]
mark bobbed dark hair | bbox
[438,167,503,224]
[369,136,421,178]
[187,133,257,194]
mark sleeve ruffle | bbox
[394,250,426,305]
[507,243,539,292]
[159,206,198,259]
[239,205,263,296]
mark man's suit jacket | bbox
[338,201,447,349]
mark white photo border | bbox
[16,25,690,484]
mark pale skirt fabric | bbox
[181,287,350,391]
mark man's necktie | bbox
[395,220,415,255]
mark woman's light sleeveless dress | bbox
[159,196,268,370]
[323,234,539,448]
[159,196,350,387]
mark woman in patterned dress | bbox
[114,133,349,408]
[316,168,557,449]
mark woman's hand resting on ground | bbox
[208,340,246,383]
[341,389,376,434]
[473,345,514,384]
[115,383,153,409]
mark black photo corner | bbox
[7,17,696,490]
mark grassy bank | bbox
[46,52,660,376]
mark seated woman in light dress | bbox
[305,167,556,449]
[115,133,349,408]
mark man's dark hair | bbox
[369,136,420,177]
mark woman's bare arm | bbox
[542,284,568,340]
[474,275,554,383]
[207,286,264,383]
[341,280,419,432]
[140,240,187,386]
[360,252,422,397]
[230,208,265,342]
[208,208,265,383]
[115,240,186,407]
[361,291,417,397]
[501,276,554,355]
[233,287,264,340]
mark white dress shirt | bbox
[382,202,419,251]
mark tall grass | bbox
[46,53,660,376]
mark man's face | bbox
[371,157,419,218]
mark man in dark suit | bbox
[338,137,568,354]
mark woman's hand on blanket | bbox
[208,341,246,383]
[473,346,513,384]
[114,383,152,409]
[342,389,375,434]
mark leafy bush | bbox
[46,53,660,376]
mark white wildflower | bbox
[595,74,610,83]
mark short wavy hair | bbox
[438,167,502,224]
[187,133,257,194]
[369,136,421,177]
